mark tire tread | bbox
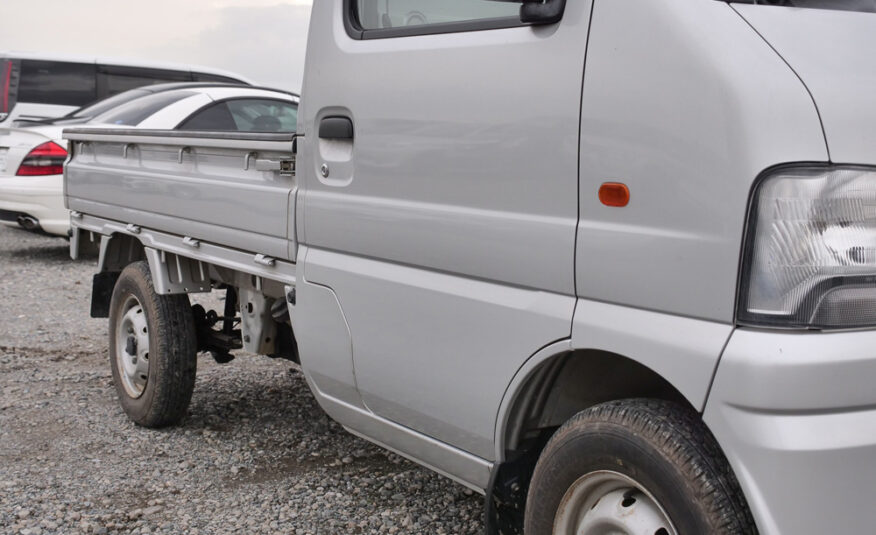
[110,261,197,428]
[526,399,758,534]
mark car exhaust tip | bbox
[17,215,40,231]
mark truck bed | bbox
[63,128,298,261]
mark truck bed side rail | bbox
[63,128,298,155]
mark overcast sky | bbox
[0,0,313,92]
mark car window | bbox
[179,99,298,132]
[18,60,97,106]
[1,59,19,119]
[226,99,298,132]
[69,88,151,119]
[177,102,238,131]
[92,90,196,126]
[354,0,519,32]
[97,66,192,97]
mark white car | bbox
[0,86,298,236]
[14,81,251,128]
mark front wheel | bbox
[525,399,757,535]
[108,261,197,427]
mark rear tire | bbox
[108,261,197,427]
[524,399,757,535]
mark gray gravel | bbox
[0,225,483,535]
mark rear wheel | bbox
[108,261,197,427]
[524,399,757,535]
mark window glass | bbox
[18,60,97,106]
[92,90,195,126]
[1,59,18,117]
[179,99,298,132]
[178,102,237,131]
[69,88,151,119]
[355,0,519,30]
[226,99,298,132]
[97,66,192,97]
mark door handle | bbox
[319,116,354,140]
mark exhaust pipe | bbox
[17,215,40,231]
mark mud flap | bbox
[90,271,121,318]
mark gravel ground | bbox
[0,225,484,535]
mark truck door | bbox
[298,0,592,460]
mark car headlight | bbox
[739,165,876,329]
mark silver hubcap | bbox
[554,471,677,535]
[115,296,150,398]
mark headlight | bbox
[739,165,876,329]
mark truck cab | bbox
[295,1,876,533]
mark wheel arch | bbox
[487,344,714,533]
[97,232,148,273]
[495,345,696,461]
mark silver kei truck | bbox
[65,1,876,534]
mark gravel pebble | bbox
[0,226,484,534]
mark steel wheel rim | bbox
[553,470,677,535]
[114,295,150,398]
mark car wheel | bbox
[525,399,757,535]
[108,261,197,427]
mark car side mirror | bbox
[520,0,567,25]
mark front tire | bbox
[525,399,757,535]
[108,261,197,427]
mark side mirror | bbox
[520,0,567,25]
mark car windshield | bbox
[92,90,196,126]
[69,89,152,119]
[730,0,876,12]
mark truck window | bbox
[350,0,521,38]
[179,99,298,132]
[17,60,97,106]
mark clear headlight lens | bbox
[740,166,876,329]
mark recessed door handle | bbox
[319,116,354,140]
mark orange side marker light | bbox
[599,182,630,207]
